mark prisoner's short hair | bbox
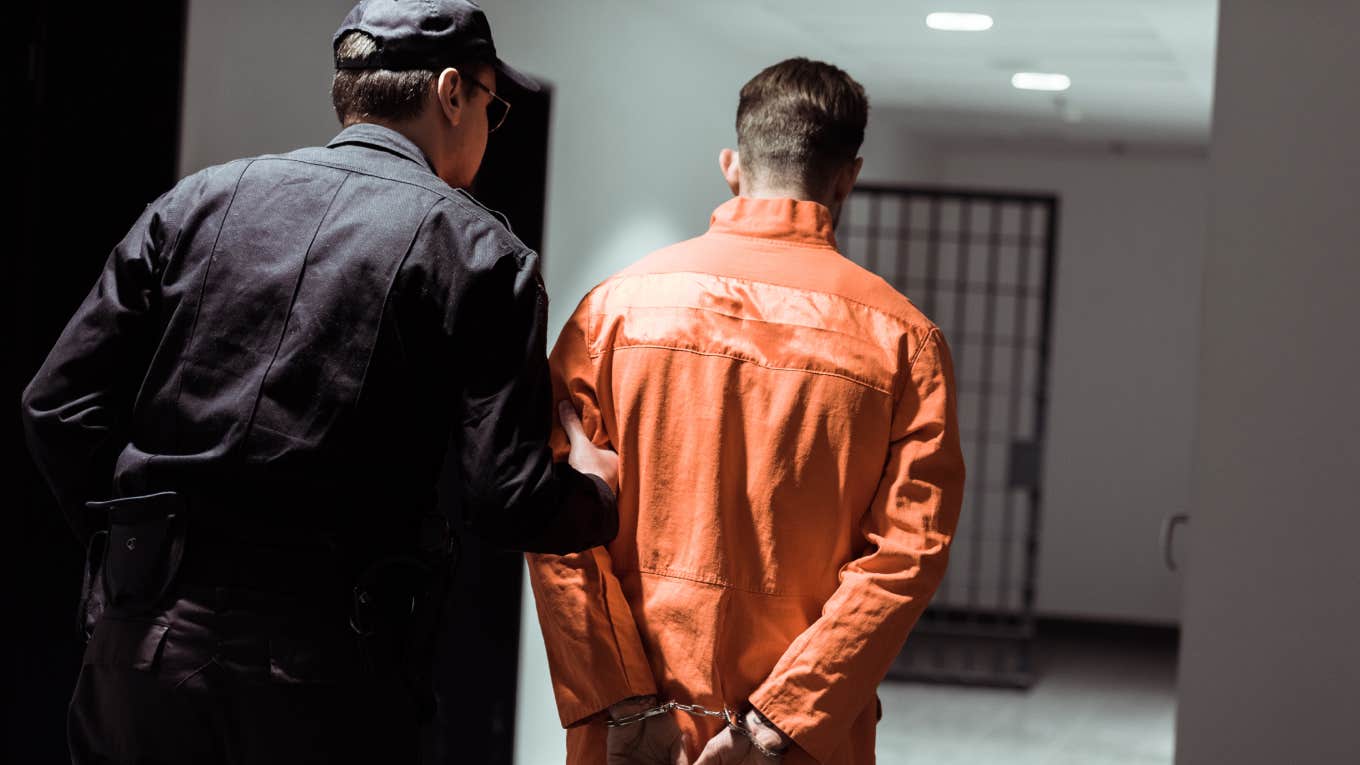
[331,31,483,125]
[736,58,869,190]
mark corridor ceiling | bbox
[661,0,1219,145]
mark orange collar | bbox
[707,196,839,250]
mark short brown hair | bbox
[331,32,484,125]
[736,58,869,189]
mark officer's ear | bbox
[436,67,464,127]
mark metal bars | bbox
[837,184,1059,688]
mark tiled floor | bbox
[875,626,1179,765]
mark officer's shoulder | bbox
[139,157,256,221]
[424,189,535,267]
[160,156,259,202]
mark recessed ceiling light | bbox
[1012,72,1072,91]
[926,12,994,31]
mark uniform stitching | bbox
[907,327,941,371]
[595,268,936,334]
[602,302,904,348]
[251,155,500,229]
[706,230,840,252]
[604,343,894,395]
[355,198,445,409]
[239,173,351,448]
[621,566,823,599]
[170,159,255,449]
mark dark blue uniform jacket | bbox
[21,124,615,556]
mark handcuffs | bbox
[606,699,787,759]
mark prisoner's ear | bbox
[833,156,865,206]
[719,148,742,196]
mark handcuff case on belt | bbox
[82,491,188,620]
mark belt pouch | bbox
[86,491,188,613]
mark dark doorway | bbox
[9,2,187,762]
[839,185,1059,688]
[426,80,554,765]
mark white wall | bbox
[1175,1,1360,762]
[180,0,354,177]
[857,112,942,184]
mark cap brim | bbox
[494,58,541,92]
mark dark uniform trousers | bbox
[68,587,418,765]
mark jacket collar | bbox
[707,196,839,250]
[326,123,434,172]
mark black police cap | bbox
[333,0,540,92]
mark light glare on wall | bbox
[1012,72,1072,91]
[925,12,994,31]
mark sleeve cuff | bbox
[560,681,660,728]
[748,686,827,764]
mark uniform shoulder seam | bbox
[250,154,511,232]
[907,327,942,371]
[591,269,931,331]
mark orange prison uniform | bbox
[527,197,965,764]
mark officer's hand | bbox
[559,401,620,492]
[606,708,690,765]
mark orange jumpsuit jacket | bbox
[528,196,966,764]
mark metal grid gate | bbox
[837,184,1059,688]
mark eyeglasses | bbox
[467,78,511,133]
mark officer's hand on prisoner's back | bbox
[606,697,690,765]
[559,401,620,493]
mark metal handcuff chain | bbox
[606,701,784,760]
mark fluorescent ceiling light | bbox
[1012,72,1072,91]
[926,12,994,31]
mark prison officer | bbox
[19,1,616,762]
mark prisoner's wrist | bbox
[744,707,791,753]
[608,694,659,720]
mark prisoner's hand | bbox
[692,719,785,765]
[559,401,619,493]
[606,700,690,765]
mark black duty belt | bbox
[176,532,349,598]
[79,489,453,722]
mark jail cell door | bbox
[839,185,1058,688]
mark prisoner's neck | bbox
[739,180,836,210]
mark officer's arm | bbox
[20,198,168,541]
[452,241,618,554]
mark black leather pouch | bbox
[85,492,188,614]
